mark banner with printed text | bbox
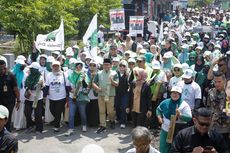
[110,9,125,31]
[129,16,144,36]
[35,19,64,51]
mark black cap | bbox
[103,58,111,64]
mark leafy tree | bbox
[0,0,121,53]
[0,0,78,53]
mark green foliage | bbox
[194,0,214,8]
[0,0,121,53]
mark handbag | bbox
[77,88,90,103]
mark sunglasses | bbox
[137,60,142,63]
[129,63,135,65]
[174,68,180,72]
[119,65,126,67]
[197,120,210,127]
[218,64,224,67]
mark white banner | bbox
[35,19,64,51]
[109,9,125,31]
[129,16,144,37]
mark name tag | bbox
[3,85,7,92]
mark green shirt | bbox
[94,69,118,97]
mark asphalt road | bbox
[13,123,159,153]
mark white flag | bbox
[83,14,98,59]
[35,19,64,51]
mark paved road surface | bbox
[14,124,159,153]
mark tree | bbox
[0,0,78,53]
[0,0,121,53]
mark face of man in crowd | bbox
[218,60,227,73]
[133,138,150,153]
[226,80,230,98]
[0,64,7,76]
[214,76,225,91]
[103,63,111,72]
[193,116,212,135]
[0,118,7,131]
[110,48,117,56]
[128,62,135,70]
[183,78,192,83]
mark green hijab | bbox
[25,68,41,89]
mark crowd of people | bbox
[0,6,230,153]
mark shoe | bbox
[120,124,126,129]
[82,126,87,132]
[110,121,115,129]
[65,129,74,136]
[26,127,34,133]
[53,128,60,133]
[35,131,43,135]
[96,126,106,134]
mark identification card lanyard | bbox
[3,81,7,92]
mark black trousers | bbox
[86,99,99,127]
[0,98,15,132]
[24,99,43,132]
[131,112,147,127]
[49,98,65,128]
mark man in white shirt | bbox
[178,69,202,110]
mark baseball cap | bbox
[139,49,147,54]
[173,63,182,69]
[163,51,173,58]
[52,60,61,66]
[128,58,136,63]
[171,86,182,94]
[0,105,9,119]
[214,44,221,49]
[195,46,203,50]
[152,60,161,69]
[15,59,26,65]
[204,34,209,39]
[28,62,40,70]
[52,51,60,55]
[40,54,48,59]
[112,57,120,62]
[66,47,74,56]
[16,55,26,61]
[136,55,146,61]
[69,58,78,65]
[76,60,84,66]
[182,69,193,79]
[47,56,55,63]
[185,32,191,37]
